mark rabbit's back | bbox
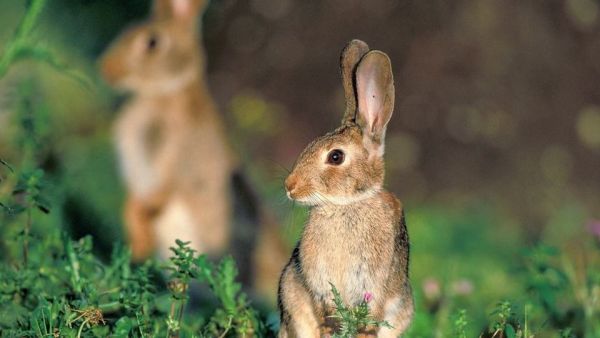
[170,94,235,189]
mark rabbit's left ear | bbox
[355,50,394,155]
[340,40,369,125]
[153,0,208,23]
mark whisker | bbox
[275,174,289,181]
[267,159,292,175]
[283,200,307,241]
[312,193,328,205]
[277,194,290,205]
[314,192,331,205]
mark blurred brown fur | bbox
[99,0,286,298]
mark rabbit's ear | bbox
[355,50,394,155]
[153,0,208,23]
[340,40,369,125]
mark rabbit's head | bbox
[100,0,208,94]
[284,40,395,206]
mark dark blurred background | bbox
[1,0,599,334]
[204,0,600,239]
[3,0,600,229]
[201,0,600,242]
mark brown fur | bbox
[341,40,370,125]
[278,41,414,337]
[100,0,286,297]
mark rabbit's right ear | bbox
[340,40,370,125]
[153,0,208,23]
[355,50,395,156]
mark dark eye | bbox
[147,34,159,51]
[326,149,345,165]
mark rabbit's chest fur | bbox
[118,94,235,255]
[300,192,398,308]
[116,94,233,196]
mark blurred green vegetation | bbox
[1,0,600,337]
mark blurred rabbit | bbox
[278,40,414,337]
[99,0,285,294]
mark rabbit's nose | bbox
[284,176,298,199]
[100,55,123,85]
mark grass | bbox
[1,175,597,337]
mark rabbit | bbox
[99,0,286,296]
[277,40,414,337]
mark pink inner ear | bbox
[172,0,190,18]
[360,76,383,132]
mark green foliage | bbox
[0,203,262,337]
[560,327,576,338]
[163,240,263,337]
[328,283,392,337]
[0,0,89,86]
[0,3,264,337]
[0,158,15,174]
[0,0,46,78]
[453,309,468,338]
[522,243,600,337]
[488,301,521,338]
[198,256,263,337]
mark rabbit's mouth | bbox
[290,189,381,206]
[285,186,312,203]
[285,174,311,201]
[289,193,323,206]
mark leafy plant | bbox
[197,255,263,337]
[163,240,263,337]
[0,0,89,85]
[328,283,392,337]
[453,309,468,338]
[488,300,520,338]
[523,243,600,337]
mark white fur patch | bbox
[292,309,320,338]
[293,188,380,206]
[378,295,412,338]
[121,68,197,95]
[154,197,203,259]
[383,295,403,320]
[156,68,198,93]
[115,129,159,199]
[363,132,386,158]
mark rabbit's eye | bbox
[147,34,159,51]
[327,149,345,165]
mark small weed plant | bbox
[328,283,392,337]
